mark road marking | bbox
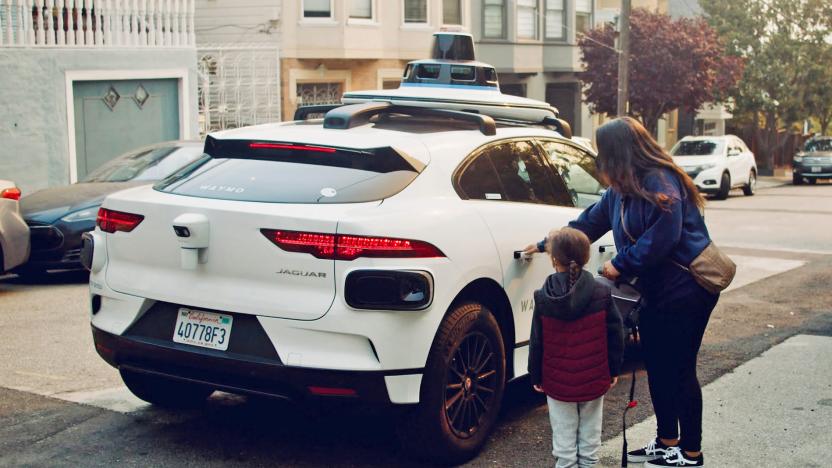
[727,255,806,292]
[722,244,831,256]
[55,387,150,413]
[13,371,69,381]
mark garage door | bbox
[73,79,180,181]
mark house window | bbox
[576,0,592,35]
[517,0,538,39]
[404,0,428,24]
[501,83,527,97]
[350,0,373,20]
[297,82,343,106]
[303,0,332,19]
[545,0,565,40]
[483,0,506,39]
[443,0,461,25]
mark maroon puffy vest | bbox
[541,310,611,402]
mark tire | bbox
[120,369,214,408]
[742,170,756,196]
[808,178,817,185]
[398,302,506,465]
[793,174,804,185]
[715,172,731,200]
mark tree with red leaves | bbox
[578,9,743,135]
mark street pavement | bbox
[1,182,830,467]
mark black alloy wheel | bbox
[397,302,506,465]
[444,331,499,439]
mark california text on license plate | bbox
[811,166,822,173]
[173,308,233,351]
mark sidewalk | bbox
[598,334,832,467]
[756,175,791,190]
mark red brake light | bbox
[1,187,21,201]
[97,208,144,233]
[261,229,444,260]
[249,142,337,153]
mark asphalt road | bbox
[1,182,830,467]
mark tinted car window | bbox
[805,139,832,152]
[671,140,724,156]
[156,141,420,204]
[541,140,606,209]
[84,145,203,183]
[485,141,559,205]
[458,152,504,201]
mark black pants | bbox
[639,288,718,453]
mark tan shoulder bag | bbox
[620,199,735,295]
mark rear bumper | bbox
[92,325,419,406]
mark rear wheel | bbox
[398,302,506,465]
[715,172,731,200]
[808,178,817,185]
[793,174,804,185]
[120,369,214,408]
[742,170,756,196]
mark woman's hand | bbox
[601,260,621,280]
[533,384,544,393]
[522,243,540,256]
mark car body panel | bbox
[0,179,30,271]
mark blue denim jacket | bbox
[541,168,713,304]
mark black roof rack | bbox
[322,101,497,136]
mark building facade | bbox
[0,0,199,192]
[469,0,596,137]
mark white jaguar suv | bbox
[83,34,616,464]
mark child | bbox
[529,227,625,468]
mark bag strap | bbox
[621,326,639,467]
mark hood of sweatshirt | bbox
[534,270,596,321]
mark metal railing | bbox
[0,0,195,47]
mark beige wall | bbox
[194,0,282,45]
[596,0,668,12]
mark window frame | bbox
[301,0,335,21]
[482,0,507,40]
[402,0,430,27]
[515,0,540,41]
[544,0,566,42]
[453,138,567,206]
[348,0,377,24]
[574,0,594,39]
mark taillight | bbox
[1,187,21,201]
[261,229,444,260]
[97,208,144,233]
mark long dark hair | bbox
[547,227,591,290]
[595,117,704,211]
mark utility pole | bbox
[616,0,631,116]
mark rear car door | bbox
[726,140,746,185]
[455,139,577,375]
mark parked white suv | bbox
[83,104,617,463]
[670,135,757,199]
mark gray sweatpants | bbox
[546,396,604,468]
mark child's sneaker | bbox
[627,438,673,462]
[645,447,704,467]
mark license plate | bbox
[811,166,822,173]
[173,308,233,351]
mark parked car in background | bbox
[18,141,203,274]
[0,180,30,273]
[793,136,832,185]
[670,135,757,200]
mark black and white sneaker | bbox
[645,447,704,467]
[627,438,673,463]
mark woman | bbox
[524,117,718,468]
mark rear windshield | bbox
[154,138,422,204]
[671,140,723,156]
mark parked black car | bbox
[793,136,832,185]
[18,141,204,274]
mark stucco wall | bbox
[0,48,198,193]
